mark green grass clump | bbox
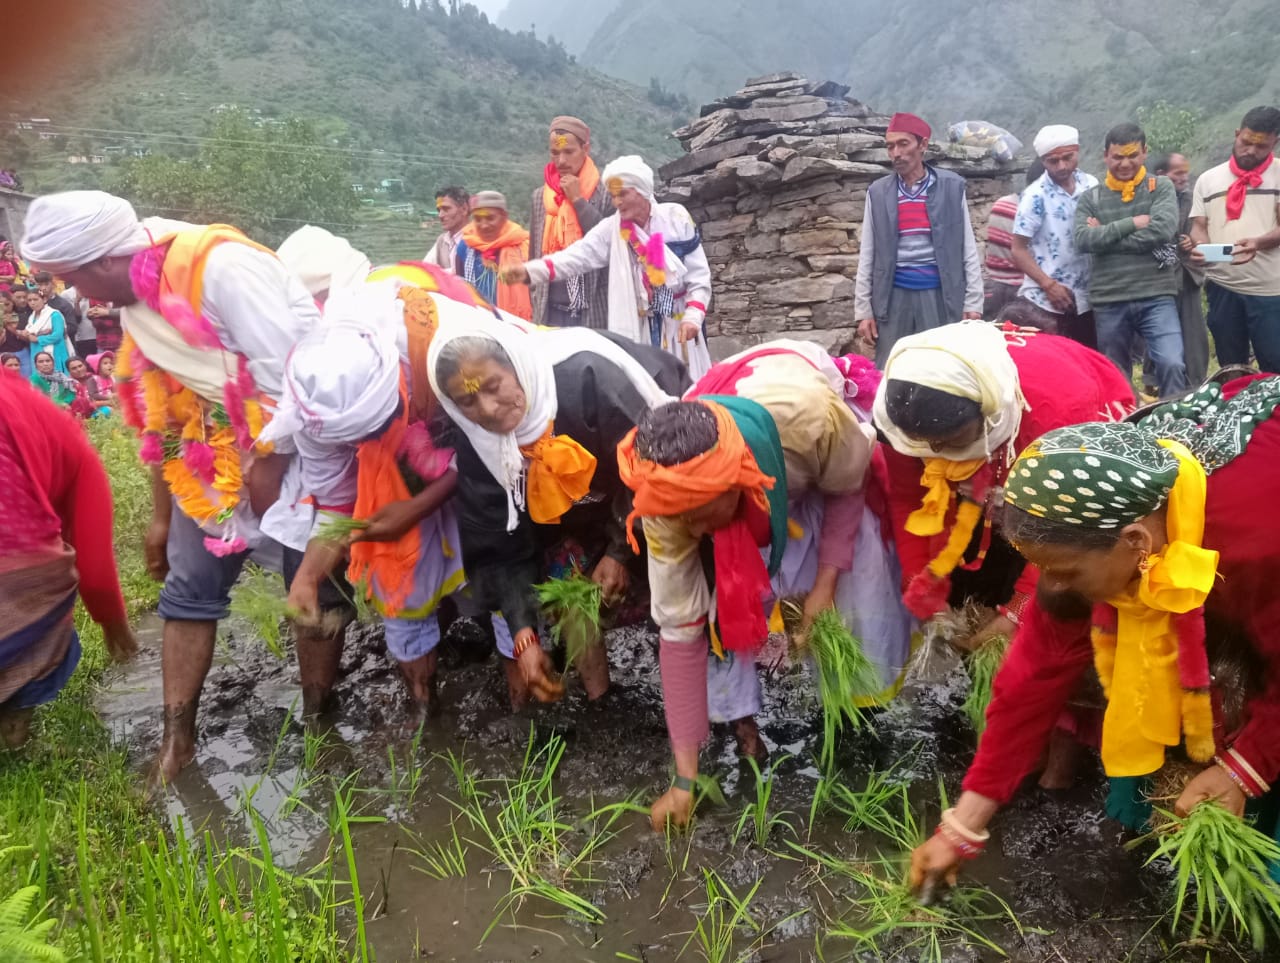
[1132,800,1280,949]
[229,563,290,657]
[960,633,1010,734]
[806,608,882,772]
[534,568,603,664]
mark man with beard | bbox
[528,116,611,328]
[855,113,984,364]
[1189,106,1280,373]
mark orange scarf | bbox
[396,285,441,425]
[541,157,601,255]
[519,423,597,524]
[347,382,422,616]
[461,221,532,320]
[618,401,774,553]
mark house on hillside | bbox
[388,202,414,215]
[380,178,404,191]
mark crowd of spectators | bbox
[0,236,119,420]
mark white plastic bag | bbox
[948,121,1023,162]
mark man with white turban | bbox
[1010,125,1100,345]
[504,155,714,379]
[257,282,514,712]
[21,190,350,785]
[276,224,373,303]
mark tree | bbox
[1137,102,1201,154]
[110,110,357,247]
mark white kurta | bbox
[524,203,714,378]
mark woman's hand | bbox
[1175,765,1247,818]
[353,499,422,543]
[909,833,963,896]
[649,786,695,832]
[516,629,565,702]
[956,613,1016,654]
[591,556,630,606]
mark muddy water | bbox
[98,617,1261,963]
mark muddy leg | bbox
[0,706,35,749]
[575,637,610,701]
[732,715,769,767]
[155,618,217,784]
[1038,726,1082,790]
[502,657,530,712]
[296,625,346,717]
[397,650,439,717]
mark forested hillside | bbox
[503,0,1279,160]
[5,0,682,259]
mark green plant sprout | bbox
[680,869,762,963]
[228,564,290,658]
[959,632,1010,734]
[732,754,796,849]
[534,567,604,665]
[805,607,882,772]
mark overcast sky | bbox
[469,0,507,17]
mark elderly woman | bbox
[911,375,1280,893]
[427,312,687,706]
[0,374,135,746]
[258,282,513,713]
[876,322,1134,648]
[506,156,714,379]
[619,340,913,830]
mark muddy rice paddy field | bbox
[96,613,1265,963]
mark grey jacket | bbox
[529,180,612,328]
[854,165,984,321]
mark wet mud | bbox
[98,615,1265,963]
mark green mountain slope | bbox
[502,0,1279,159]
[5,0,682,261]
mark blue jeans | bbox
[1206,282,1280,375]
[1093,296,1188,398]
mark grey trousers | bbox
[875,286,949,367]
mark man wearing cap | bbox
[19,190,353,785]
[855,112,984,365]
[529,116,611,328]
[455,191,533,321]
[1010,125,1100,346]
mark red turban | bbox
[888,112,931,142]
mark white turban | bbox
[257,285,403,447]
[276,225,372,297]
[602,155,655,201]
[1032,125,1079,158]
[21,190,151,274]
[873,321,1027,463]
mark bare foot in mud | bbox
[502,657,531,712]
[148,738,196,793]
[576,642,611,702]
[732,716,769,767]
[0,707,35,749]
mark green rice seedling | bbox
[314,513,370,543]
[229,563,290,658]
[681,868,762,963]
[534,567,603,665]
[387,722,428,804]
[0,885,64,963]
[410,820,470,880]
[1130,800,1280,949]
[732,754,796,849]
[959,632,1010,734]
[806,607,883,772]
[825,763,922,849]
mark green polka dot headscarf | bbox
[1005,377,1280,528]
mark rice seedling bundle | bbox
[1133,800,1280,949]
[228,564,289,658]
[314,514,369,543]
[959,633,1010,734]
[534,568,603,664]
[807,607,882,772]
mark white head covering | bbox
[873,321,1027,463]
[1032,125,1080,158]
[21,190,151,273]
[276,225,372,297]
[258,284,403,447]
[602,155,655,201]
[427,315,675,529]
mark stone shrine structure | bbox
[658,72,1025,357]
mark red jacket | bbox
[885,329,1135,601]
[965,376,1280,803]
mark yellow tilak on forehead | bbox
[606,176,624,196]
[1241,131,1273,147]
[462,376,482,394]
[553,134,569,149]
[1115,142,1143,158]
